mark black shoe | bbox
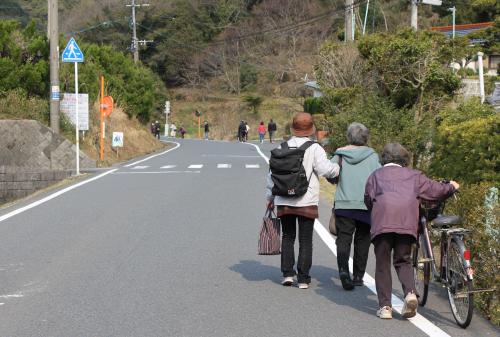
[353,275,364,286]
[339,272,354,290]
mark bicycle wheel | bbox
[447,239,473,328]
[413,235,430,306]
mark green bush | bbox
[0,89,48,122]
[430,99,499,184]
[303,97,323,114]
[243,95,263,114]
[444,182,499,325]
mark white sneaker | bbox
[281,276,294,286]
[402,292,418,318]
[376,306,393,319]
[298,283,309,289]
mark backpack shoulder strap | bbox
[299,141,316,151]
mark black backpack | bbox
[269,141,315,197]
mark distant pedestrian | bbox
[268,119,277,143]
[238,121,246,142]
[258,121,266,143]
[365,143,459,320]
[154,121,161,139]
[204,121,209,140]
[170,123,177,137]
[180,127,186,139]
[150,122,155,135]
[266,112,340,289]
[245,122,250,142]
[330,123,380,291]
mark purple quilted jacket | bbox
[364,166,455,240]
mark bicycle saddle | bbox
[432,215,461,228]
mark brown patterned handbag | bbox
[258,208,281,255]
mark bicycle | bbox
[412,192,476,328]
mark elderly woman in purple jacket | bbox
[364,143,459,320]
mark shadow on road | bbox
[229,260,282,285]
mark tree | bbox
[243,95,263,114]
[358,29,460,120]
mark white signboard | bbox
[60,93,89,130]
[421,0,442,5]
[112,132,124,147]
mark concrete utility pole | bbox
[345,0,354,41]
[126,0,151,63]
[478,52,485,104]
[48,0,60,133]
[411,0,418,30]
[448,6,456,39]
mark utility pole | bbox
[126,0,151,63]
[411,0,418,30]
[345,0,354,41]
[48,0,60,133]
[448,6,456,39]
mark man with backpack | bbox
[266,112,340,289]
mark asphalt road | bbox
[0,138,498,337]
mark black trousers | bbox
[280,215,315,284]
[335,215,371,277]
[373,233,416,307]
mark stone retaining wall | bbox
[0,166,71,203]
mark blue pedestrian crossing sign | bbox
[62,38,84,63]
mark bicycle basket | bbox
[420,199,444,221]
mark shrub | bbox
[303,97,323,114]
[430,99,499,184]
[243,95,263,114]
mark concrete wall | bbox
[0,167,71,203]
[0,120,95,171]
[0,120,96,203]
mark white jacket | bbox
[266,136,340,207]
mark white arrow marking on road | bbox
[188,164,203,169]
[245,164,260,168]
[217,164,232,168]
[246,142,451,337]
[132,166,149,170]
[161,165,177,169]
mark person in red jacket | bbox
[257,121,266,143]
[364,143,459,320]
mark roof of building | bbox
[431,22,494,38]
[305,81,321,90]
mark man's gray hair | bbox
[346,122,369,146]
[381,143,411,167]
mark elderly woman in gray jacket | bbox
[266,112,340,289]
[331,123,381,290]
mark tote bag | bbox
[258,208,281,255]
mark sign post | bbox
[62,37,84,175]
[165,101,170,137]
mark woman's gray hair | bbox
[381,143,411,167]
[346,122,369,146]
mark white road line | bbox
[161,165,177,169]
[124,141,181,167]
[245,164,260,168]
[131,165,149,170]
[188,164,203,169]
[0,169,117,223]
[202,154,261,158]
[217,164,232,168]
[112,171,200,174]
[248,141,450,337]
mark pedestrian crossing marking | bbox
[161,165,177,169]
[188,164,203,169]
[217,164,232,168]
[245,164,260,168]
[132,165,149,170]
